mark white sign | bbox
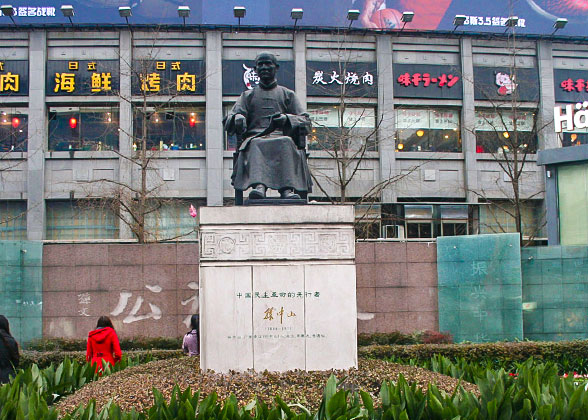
[475,110,534,132]
[554,102,588,133]
[396,109,459,130]
[309,107,375,129]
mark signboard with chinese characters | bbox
[131,60,205,96]
[307,61,376,98]
[46,60,118,96]
[473,67,539,101]
[222,60,294,95]
[393,64,462,99]
[0,60,28,96]
[554,69,588,103]
[396,108,460,130]
[5,1,588,37]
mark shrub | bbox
[26,336,183,352]
[21,350,183,369]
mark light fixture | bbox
[1,5,15,25]
[416,129,424,137]
[552,17,568,34]
[452,14,466,32]
[503,131,510,138]
[347,9,360,28]
[291,8,303,30]
[178,5,190,26]
[401,11,414,23]
[119,6,131,25]
[505,16,518,27]
[60,5,74,26]
[397,143,404,150]
[69,117,78,129]
[11,117,19,128]
[234,6,245,29]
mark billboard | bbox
[1,1,588,37]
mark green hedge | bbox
[21,350,184,369]
[359,340,588,370]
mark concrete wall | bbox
[41,241,439,339]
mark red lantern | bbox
[189,116,197,127]
[69,117,77,129]
[11,117,20,128]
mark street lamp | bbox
[234,6,246,29]
[552,18,568,34]
[398,11,414,33]
[291,8,303,30]
[119,6,131,25]
[178,5,190,26]
[452,14,466,32]
[0,5,15,25]
[61,5,74,26]
[347,9,360,29]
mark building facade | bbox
[1,27,584,242]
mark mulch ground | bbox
[55,357,479,415]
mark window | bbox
[224,104,238,151]
[439,205,468,237]
[396,108,461,152]
[0,110,27,152]
[475,110,537,153]
[0,201,26,240]
[478,200,544,238]
[49,107,119,151]
[308,106,377,151]
[133,107,205,151]
[404,204,433,238]
[144,200,199,242]
[46,200,119,240]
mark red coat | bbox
[86,327,122,372]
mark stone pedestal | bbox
[199,205,357,372]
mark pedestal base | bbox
[198,205,357,373]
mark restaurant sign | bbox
[46,60,118,96]
[131,60,205,95]
[0,60,28,96]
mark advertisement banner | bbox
[46,60,118,96]
[473,67,539,102]
[306,61,377,97]
[2,1,587,37]
[554,69,588,103]
[393,64,462,99]
[131,60,205,96]
[222,60,294,95]
[0,60,28,96]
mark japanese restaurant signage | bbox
[307,61,377,97]
[222,60,294,95]
[46,60,118,96]
[0,60,29,96]
[393,64,462,99]
[554,69,588,103]
[473,67,539,101]
[131,60,205,95]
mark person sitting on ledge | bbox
[224,51,312,200]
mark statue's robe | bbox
[225,82,312,193]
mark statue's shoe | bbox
[249,185,266,199]
[280,189,300,199]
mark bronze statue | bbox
[224,52,312,200]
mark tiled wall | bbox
[42,243,199,339]
[355,241,438,334]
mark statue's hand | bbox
[272,114,287,128]
[234,114,247,134]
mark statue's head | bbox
[255,52,279,83]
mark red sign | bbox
[560,78,588,93]
[396,72,460,88]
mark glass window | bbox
[440,205,468,237]
[144,200,199,242]
[475,110,537,153]
[46,200,119,240]
[223,104,238,151]
[479,200,544,238]
[0,110,27,152]
[133,107,205,151]
[0,201,26,240]
[308,106,377,151]
[557,164,588,245]
[404,204,434,238]
[396,108,461,152]
[49,108,119,151]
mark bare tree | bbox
[467,23,547,245]
[77,29,202,243]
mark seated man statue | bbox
[224,52,312,200]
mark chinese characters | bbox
[137,60,203,94]
[50,60,116,95]
[397,72,459,88]
[312,70,374,86]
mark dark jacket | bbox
[0,330,19,383]
[86,327,122,373]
